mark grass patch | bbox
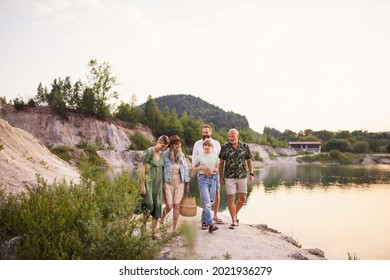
[299,150,363,164]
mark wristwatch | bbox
[249,173,254,176]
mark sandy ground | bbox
[158,208,326,260]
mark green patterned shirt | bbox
[219,141,252,179]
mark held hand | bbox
[186,182,190,192]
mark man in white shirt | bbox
[192,125,223,224]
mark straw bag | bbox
[180,191,197,217]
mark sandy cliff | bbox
[0,118,80,194]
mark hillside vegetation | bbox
[152,94,249,131]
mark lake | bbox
[190,164,390,260]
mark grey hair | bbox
[228,128,239,135]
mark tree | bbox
[86,59,118,118]
[352,141,369,154]
[313,130,334,142]
[34,82,48,106]
[180,112,203,149]
[279,129,298,142]
[47,77,72,114]
[325,138,352,152]
[143,95,163,134]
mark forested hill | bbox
[153,94,249,130]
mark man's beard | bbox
[202,135,211,140]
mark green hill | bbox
[152,94,249,131]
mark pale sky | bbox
[1,0,389,134]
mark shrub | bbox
[253,151,263,161]
[329,150,354,164]
[352,141,369,154]
[0,168,168,260]
[50,145,73,162]
[129,132,150,150]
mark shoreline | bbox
[159,208,326,260]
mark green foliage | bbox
[50,145,73,162]
[329,150,354,164]
[143,95,163,133]
[87,59,119,118]
[129,132,151,150]
[352,141,369,154]
[179,112,204,148]
[0,169,167,260]
[13,98,25,110]
[152,94,249,131]
[239,129,261,144]
[115,101,143,126]
[260,133,288,148]
[253,151,263,161]
[0,96,7,104]
[325,138,352,152]
[300,150,356,164]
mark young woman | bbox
[161,135,190,233]
[138,135,169,240]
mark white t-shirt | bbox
[192,137,221,164]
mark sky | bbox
[1,0,390,134]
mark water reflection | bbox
[259,165,390,190]
[201,164,390,260]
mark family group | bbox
[137,125,254,240]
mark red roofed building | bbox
[289,141,321,153]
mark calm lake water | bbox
[190,164,390,260]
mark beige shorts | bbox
[225,178,247,195]
[163,173,185,205]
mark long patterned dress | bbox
[139,147,164,218]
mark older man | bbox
[219,128,254,230]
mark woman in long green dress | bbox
[138,135,169,239]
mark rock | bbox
[0,118,81,194]
[280,234,301,248]
[288,252,309,260]
[304,248,325,258]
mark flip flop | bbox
[229,223,237,230]
[213,217,224,224]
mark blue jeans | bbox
[197,174,217,225]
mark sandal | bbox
[201,222,208,230]
[213,217,224,224]
[229,223,238,230]
[208,224,219,233]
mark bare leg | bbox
[227,194,237,224]
[235,193,247,219]
[151,217,161,240]
[213,189,220,219]
[161,204,172,225]
[172,204,180,232]
[141,214,149,233]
